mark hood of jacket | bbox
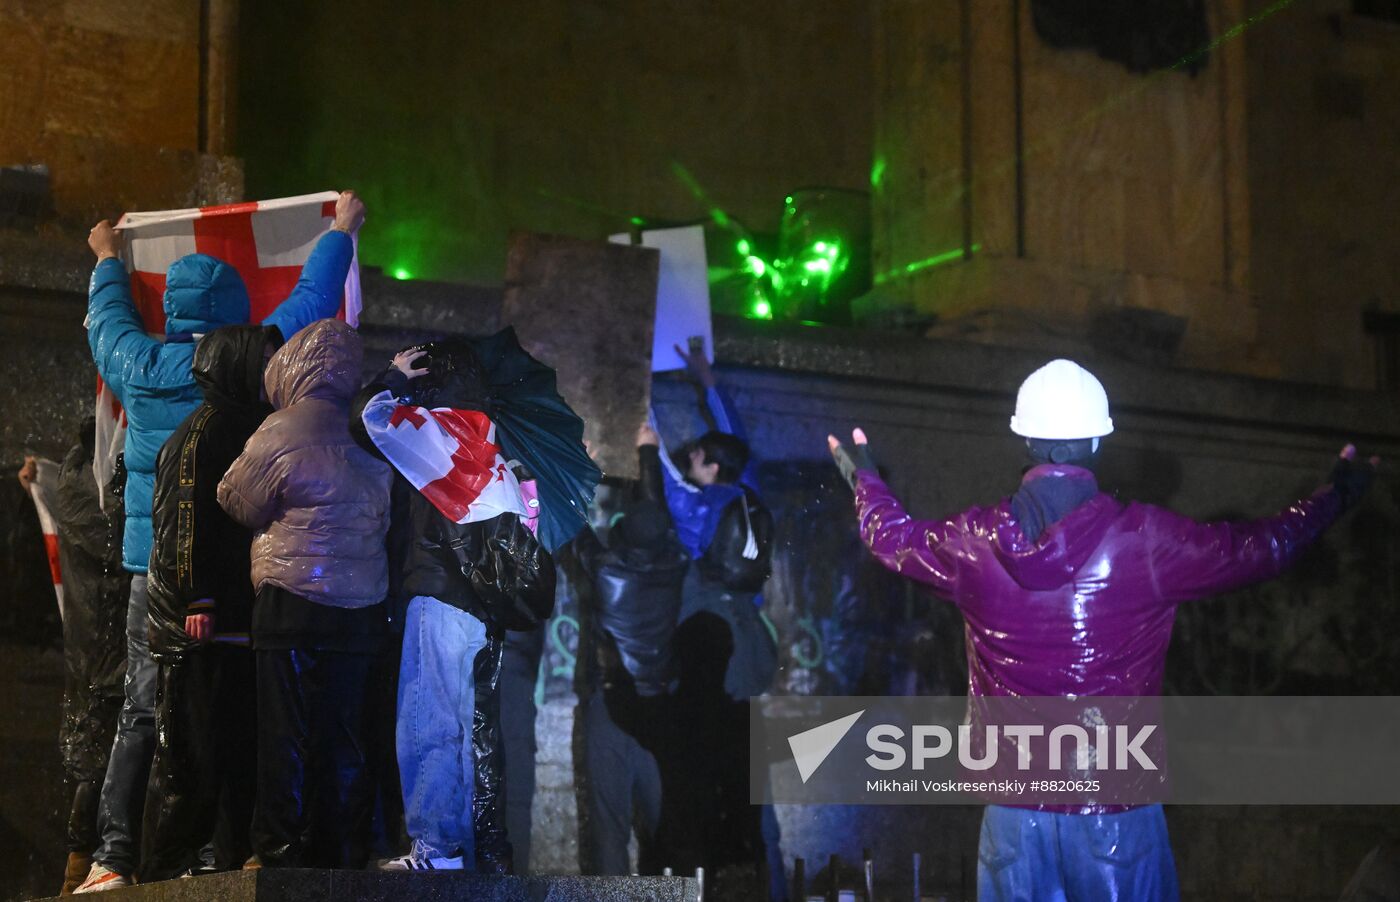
[992,481,1122,592]
[194,324,281,416]
[163,253,252,335]
[265,318,362,410]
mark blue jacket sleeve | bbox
[261,230,354,341]
[652,426,708,558]
[705,385,746,441]
[705,384,759,491]
[86,258,160,406]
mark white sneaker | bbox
[379,851,465,871]
[73,862,131,893]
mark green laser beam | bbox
[873,243,982,286]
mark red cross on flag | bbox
[93,191,361,502]
[361,390,530,525]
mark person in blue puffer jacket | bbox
[72,191,366,893]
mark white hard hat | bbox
[1009,359,1114,440]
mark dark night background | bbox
[4,0,1400,899]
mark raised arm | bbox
[1149,445,1374,604]
[675,340,757,487]
[831,429,971,599]
[85,221,160,404]
[260,191,364,341]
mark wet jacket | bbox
[576,446,690,698]
[218,319,392,608]
[86,230,354,573]
[147,325,278,660]
[55,433,130,781]
[854,464,1343,700]
[349,367,555,633]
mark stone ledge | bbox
[30,869,698,902]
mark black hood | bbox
[193,324,282,414]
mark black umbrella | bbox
[417,327,600,554]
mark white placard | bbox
[610,225,713,373]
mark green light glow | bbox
[804,258,831,273]
[870,157,887,189]
[813,241,828,253]
[629,216,645,226]
[744,255,767,277]
[872,243,982,286]
[392,267,412,281]
[736,239,751,256]
[753,300,772,319]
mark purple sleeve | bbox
[1146,487,1342,604]
[852,472,975,600]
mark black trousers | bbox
[252,648,374,869]
[499,627,543,872]
[140,645,257,880]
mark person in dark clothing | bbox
[139,324,280,881]
[655,345,781,894]
[573,424,690,876]
[499,626,544,873]
[352,341,556,873]
[218,320,393,871]
[32,421,131,893]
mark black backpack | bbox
[698,488,773,594]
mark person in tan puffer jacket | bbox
[218,317,392,869]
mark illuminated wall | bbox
[236,0,874,285]
[0,0,241,221]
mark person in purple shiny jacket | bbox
[828,359,1378,902]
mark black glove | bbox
[1330,451,1376,512]
[830,437,877,491]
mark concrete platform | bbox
[32,869,699,902]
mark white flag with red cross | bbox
[93,192,360,505]
[360,390,529,525]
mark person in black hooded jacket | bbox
[140,323,281,880]
[571,423,690,876]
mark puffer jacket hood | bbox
[163,254,251,335]
[194,324,280,415]
[265,318,362,410]
[218,318,391,609]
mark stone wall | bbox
[1247,0,1400,389]
[860,0,1400,394]
[234,0,874,285]
[862,0,1259,377]
[0,0,242,224]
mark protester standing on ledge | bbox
[75,191,366,894]
[140,324,283,881]
[828,358,1377,901]
[218,318,392,870]
[20,422,131,895]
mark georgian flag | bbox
[93,192,361,506]
[360,390,529,524]
[25,457,64,620]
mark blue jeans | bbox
[978,805,1180,901]
[93,575,157,875]
[397,596,489,861]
